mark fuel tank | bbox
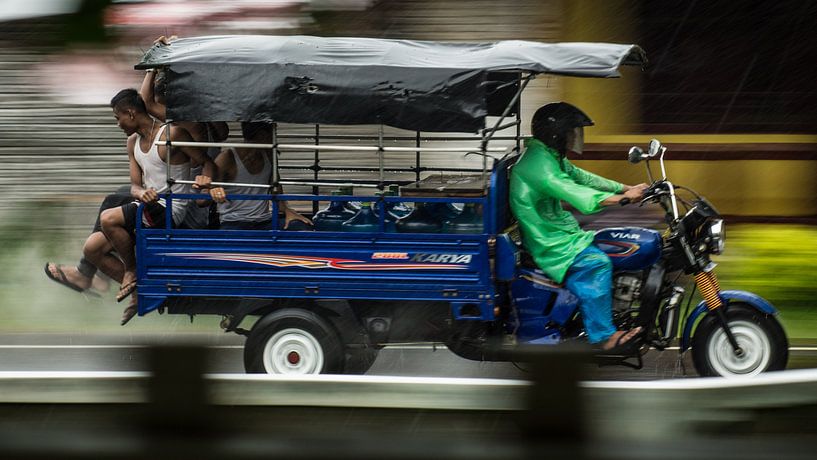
[594,227,662,271]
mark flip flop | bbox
[116,280,137,303]
[121,298,138,326]
[599,327,643,356]
[44,263,98,297]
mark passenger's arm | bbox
[281,203,313,228]
[170,127,215,189]
[178,122,209,168]
[139,70,166,122]
[126,136,156,203]
[208,122,230,142]
[208,150,235,203]
[267,161,312,228]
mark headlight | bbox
[707,219,725,254]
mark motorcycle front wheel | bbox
[691,303,788,377]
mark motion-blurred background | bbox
[0,0,815,338]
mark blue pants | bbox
[563,245,616,344]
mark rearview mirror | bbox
[627,146,644,164]
[648,139,662,157]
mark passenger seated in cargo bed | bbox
[207,121,312,231]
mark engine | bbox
[612,273,642,313]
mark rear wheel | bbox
[692,303,788,377]
[244,308,344,374]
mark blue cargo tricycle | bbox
[133,35,787,377]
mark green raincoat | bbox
[510,138,623,283]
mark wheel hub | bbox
[708,320,771,377]
[262,328,324,374]
[287,351,300,365]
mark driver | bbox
[510,102,648,352]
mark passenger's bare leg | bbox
[100,208,137,290]
[83,231,124,284]
[44,263,92,291]
[91,274,111,293]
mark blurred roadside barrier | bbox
[1,345,817,459]
[2,366,817,436]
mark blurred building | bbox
[0,0,814,218]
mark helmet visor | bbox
[567,127,584,155]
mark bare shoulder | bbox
[168,124,193,142]
[126,134,137,153]
[216,148,237,176]
[174,121,206,141]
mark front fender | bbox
[679,290,778,352]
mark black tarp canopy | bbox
[137,35,646,132]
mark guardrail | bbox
[4,368,817,434]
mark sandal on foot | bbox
[44,263,94,295]
[116,280,137,302]
[121,300,138,326]
[599,327,643,355]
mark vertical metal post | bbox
[271,122,280,229]
[163,121,173,230]
[516,74,522,153]
[480,73,534,189]
[415,131,421,183]
[378,124,385,191]
[313,124,320,214]
[481,132,488,187]
[271,122,279,185]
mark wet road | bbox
[0,334,814,380]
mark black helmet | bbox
[531,102,593,155]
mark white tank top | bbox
[218,148,272,223]
[182,163,210,229]
[182,123,219,229]
[205,123,222,159]
[134,124,190,225]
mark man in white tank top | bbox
[141,62,229,229]
[99,88,217,325]
[42,57,229,300]
[208,122,312,230]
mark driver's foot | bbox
[601,326,642,351]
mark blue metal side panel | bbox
[136,227,495,318]
[679,290,778,351]
[494,233,518,281]
[488,154,518,234]
[594,227,662,271]
[510,269,578,343]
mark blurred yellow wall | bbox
[562,0,640,135]
[561,0,817,217]
[573,159,817,217]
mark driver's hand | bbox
[139,188,159,203]
[624,183,649,201]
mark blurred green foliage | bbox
[713,224,817,339]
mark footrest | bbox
[594,352,644,370]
